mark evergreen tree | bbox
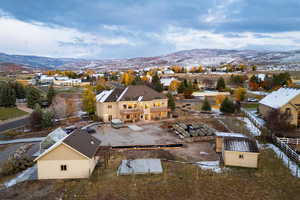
[167,93,176,111]
[47,84,55,105]
[0,83,16,107]
[13,82,26,99]
[177,81,186,94]
[216,77,226,91]
[220,97,235,113]
[151,73,163,92]
[27,87,41,109]
[201,98,211,111]
[41,110,54,128]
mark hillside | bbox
[1,49,300,71]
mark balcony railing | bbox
[150,107,168,113]
[120,108,143,115]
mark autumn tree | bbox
[234,87,247,102]
[66,99,76,117]
[82,87,96,115]
[121,71,135,85]
[215,95,226,105]
[29,104,43,130]
[216,77,226,91]
[95,78,110,93]
[169,80,181,92]
[248,75,260,91]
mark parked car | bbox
[111,119,125,129]
[86,127,96,134]
[247,98,258,102]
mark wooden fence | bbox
[241,108,300,167]
[272,135,300,165]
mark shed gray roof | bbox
[224,137,259,153]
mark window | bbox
[123,104,127,109]
[126,115,130,119]
[108,105,112,109]
[239,154,244,159]
[60,165,67,171]
[285,108,291,115]
[128,105,132,109]
[108,115,112,121]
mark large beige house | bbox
[259,88,300,126]
[34,131,100,179]
[96,85,168,122]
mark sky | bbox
[1,0,300,59]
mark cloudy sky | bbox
[1,0,300,59]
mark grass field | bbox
[4,148,300,200]
[0,107,28,121]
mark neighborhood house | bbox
[96,85,168,122]
[259,88,300,126]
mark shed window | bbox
[239,154,244,159]
[60,165,67,171]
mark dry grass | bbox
[48,149,300,200]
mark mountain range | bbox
[1,49,300,71]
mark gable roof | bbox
[259,87,300,109]
[63,130,101,159]
[96,85,166,103]
[35,131,101,161]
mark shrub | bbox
[220,97,235,113]
[201,98,211,111]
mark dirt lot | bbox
[93,123,181,146]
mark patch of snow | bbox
[196,161,222,173]
[4,165,37,188]
[266,144,300,178]
[240,117,261,136]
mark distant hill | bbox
[1,49,300,71]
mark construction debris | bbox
[172,122,215,138]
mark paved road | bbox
[0,137,45,145]
[0,117,29,133]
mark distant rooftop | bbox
[259,87,300,109]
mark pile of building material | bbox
[172,122,215,138]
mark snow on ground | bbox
[248,110,265,127]
[247,90,269,96]
[4,165,37,188]
[196,161,222,173]
[266,144,300,178]
[239,117,261,136]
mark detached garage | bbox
[34,131,101,179]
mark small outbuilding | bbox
[34,131,101,179]
[222,137,259,168]
[215,132,247,153]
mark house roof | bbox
[96,85,166,103]
[223,137,259,153]
[63,131,101,159]
[259,87,300,109]
[35,131,101,161]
